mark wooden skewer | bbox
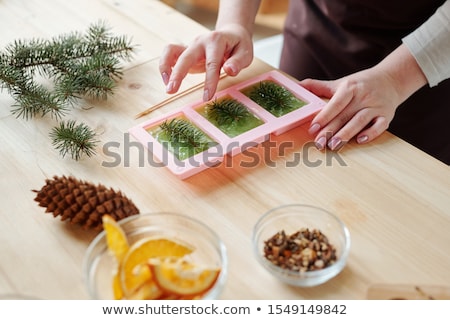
[134,73,227,119]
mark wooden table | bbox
[0,0,449,300]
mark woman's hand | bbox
[159,24,254,101]
[302,44,427,150]
[301,69,400,150]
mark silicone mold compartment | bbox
[129,70,326,179]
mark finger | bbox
[312,100,362,150]
[317,101,363,137]
[166,46,205,94]
[299,78,335,98]
[356,116,389,144]
[308,82,355,135]
[325,108,374,150]
[222,43,253,77]
[321,110,390,150]
[159,44,187,85]
[203,39,228,101]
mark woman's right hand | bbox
[159,23,254,101]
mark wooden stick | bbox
[134,73,227,119]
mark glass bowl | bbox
[83,212,227,299]
[252,204,350,287]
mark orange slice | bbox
[149,259,220,296]
[127,280,164,300]
[102,215,129,262]
[120,238,194,296]
[112,271,124,300]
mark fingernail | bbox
[315,136,327,150]
[203,89,210,101]
[166,80,175,93]
[328,137,343,150]
[309,123,321,135]
[161,72,169,85]
[357,135,368,144]
[224,63,237,75]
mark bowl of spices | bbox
[252,204,350,287]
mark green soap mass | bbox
[243,80,306,117]
[198,98,264,138]
[148,118,217,160]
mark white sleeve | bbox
[402,1,450,87]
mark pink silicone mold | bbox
[129,70,326,179]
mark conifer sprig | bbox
[159,118,212,150]
[50,120,98,161]
[0,21,136,160]
[1,21,134,117]
[206,98,252,126]
[249,81,302,116]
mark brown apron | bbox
[280,0,450,164]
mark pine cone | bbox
[33,175,140,230]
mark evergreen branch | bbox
[206,98,252,126]
[86,21,111,42]
[55,72,115,101]
[0,22,136,160]
[11,86,68,120]
[159,118,212,150]
[249,81,301,115]
[54,54,119,100]
[0,58,25,89]
[85,22,135,61]
[7,23,134,72]
[1,58,67,119]
[50,120,98,160]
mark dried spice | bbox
[263,228,337,272]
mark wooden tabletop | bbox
[1,0,449,300]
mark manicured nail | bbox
[328,137,343,150]
[357,135,368,144]
[203,89,210,101]
[161,72,169,85]
[166,80,175,93]
[315,136,327,150]
[224,62,237,75]
[309,123,321,135]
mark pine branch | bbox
[205,98,252,126]
[7,22,134,71]
[55,54,119,100]
[50,120,98,160]
[1,21,135,120]
[0,58,68,119]
[0,22,136,160]
[248,81,304,116]
[159,118,212,150]
[11,85,68,120]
